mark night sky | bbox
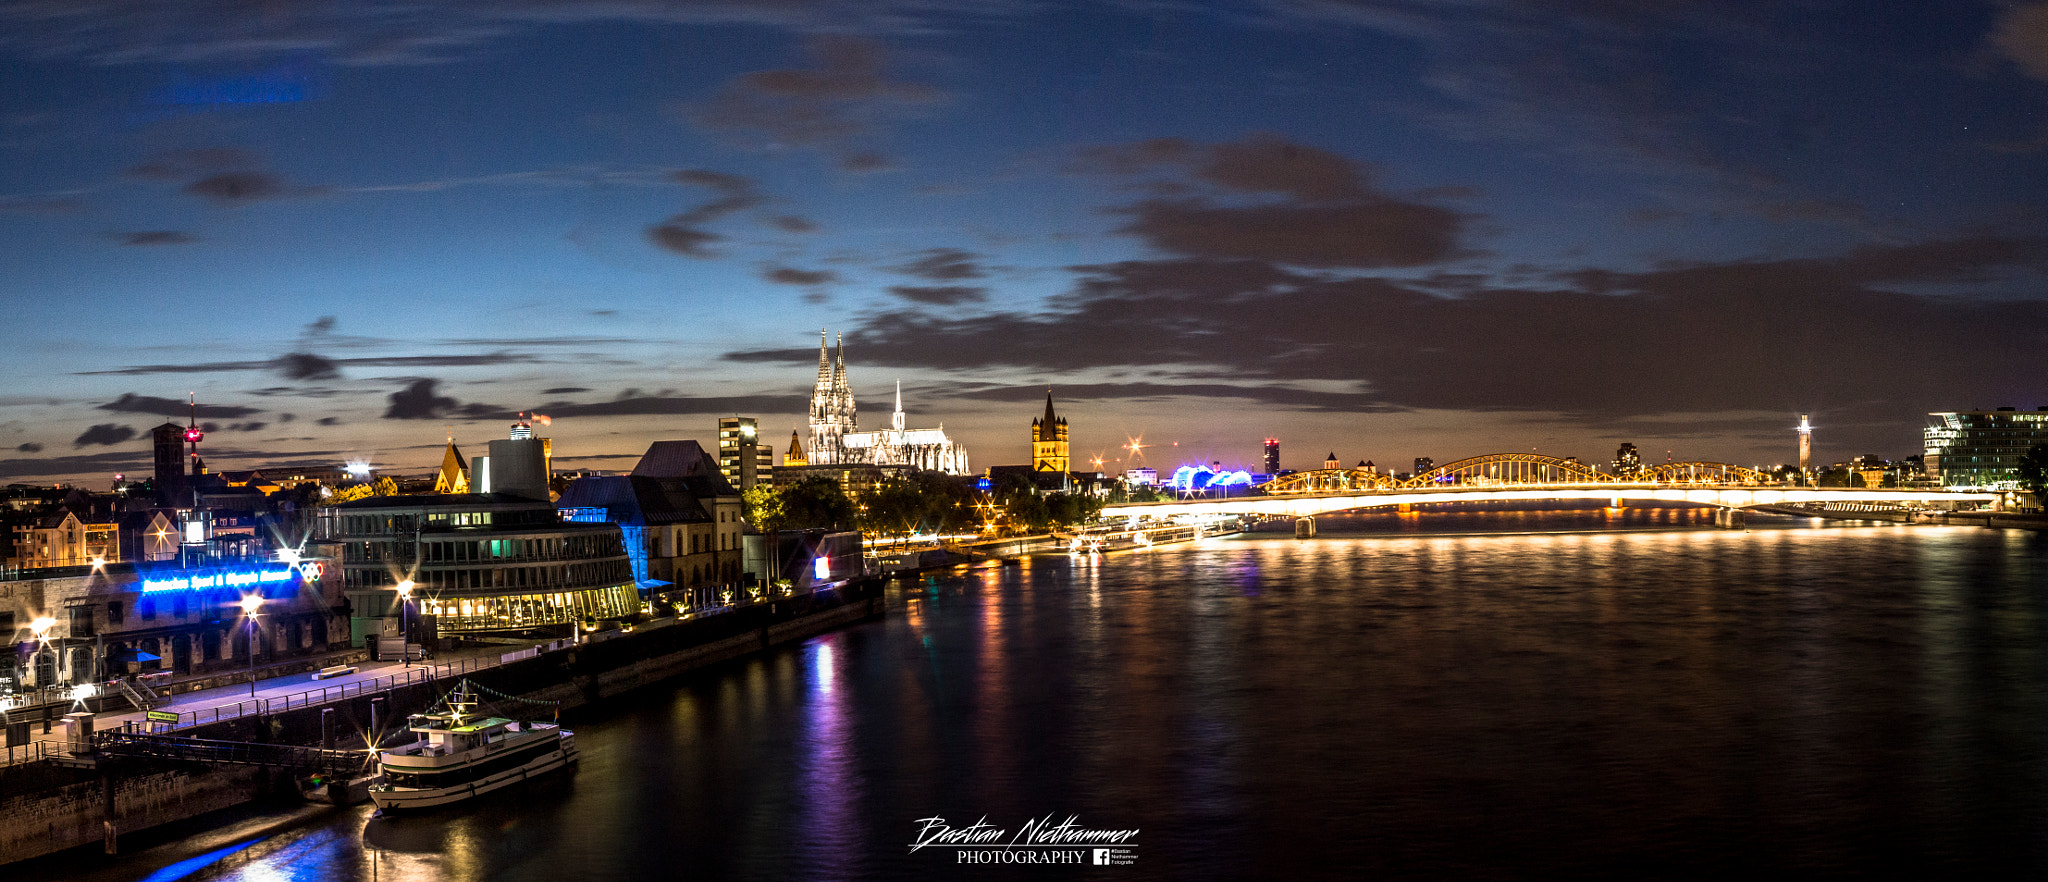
[3,1,2045,485]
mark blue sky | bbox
[2,1,2046,484]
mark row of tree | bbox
[741,472,1108,539]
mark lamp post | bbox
[29,616,54,696]
[239,595,263,698]
[394,580,415,668]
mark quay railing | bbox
[0,739,56,768]
[144,656,496,733]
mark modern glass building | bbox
[318,493,636,641]
[1924,408,2048,488]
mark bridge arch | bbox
[1406,453,1611,488]
[1260,468,1402,493]
[1638,461,1776,485]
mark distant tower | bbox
[1797,414,1813,474]
[1323,452,1339,471]
[892,380,906,432]
[1613,443,1642,478]
[1263,438,1280,474]
[433,438,470,494]
[152,422,189,507]
[784,430,808,467]
[1031,389,1069,473]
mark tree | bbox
[777,476,856,532]
[2018,443,2048,499]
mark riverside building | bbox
[1924,407,2048,488]
[318,430,635,643]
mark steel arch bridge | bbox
[1101,452,2002,520]
[1259,453,1777,492]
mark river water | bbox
[55,508,2048,880]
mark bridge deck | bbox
[92,731,373,776]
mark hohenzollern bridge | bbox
[1099,453,2004,522]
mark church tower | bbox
[1031,389,1069,473]
[784,430,808,467]
[808,330,857,464]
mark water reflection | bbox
[56,514,2048,880]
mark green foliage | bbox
[741,484,784,534]
[776,476,857,532]
[2018,443,2048,498]
[861,472,977,539]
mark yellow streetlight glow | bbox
[239,594,264,616]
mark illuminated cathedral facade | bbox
[806,331,971,475]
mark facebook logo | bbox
[1094,849,1111,865]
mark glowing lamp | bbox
[69,683,96,702]
[814,556,829,580]
[183,427,203,443]
[239,594,264,616]
[395,579,414,599]
[30,616,55,638]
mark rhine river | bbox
[60,507,2048,880]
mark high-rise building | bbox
[718,417,771,490]
[1613,443,1642,477]
[1413,456,1434,476]
[1924,408,2048,487]
[1263,438,1280,474]
[1031,390,1069,473]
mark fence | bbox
[147,656,498,731]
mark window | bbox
[108,601,125,625]
[140,599,157,621]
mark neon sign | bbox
[141,567,298,593]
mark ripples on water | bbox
[64,509,2048,880]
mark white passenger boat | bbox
[369,682,576,813]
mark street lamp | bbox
[394,580,415,668]
[29,616,55,694]
[239,595,263,697]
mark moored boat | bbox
[369,681,576,813]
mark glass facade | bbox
[1924,410,2048,488]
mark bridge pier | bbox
[1294,517,1317,539]
[1712,508,1745,529]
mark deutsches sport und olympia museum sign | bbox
[910,815,1140,866]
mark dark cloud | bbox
[72,423,136,447]
[97,393,259,418]
[226,421,267,432]
[0,449,147,481]
[1083,135,1470,268]
[763,266,838,286]
[647,223,720,257]
[543,387,591,394]
[838,152,894,173]
[647,168,762,258]
[125,147,259,180]
[537,393,808,418]
[15,442,43,453]
[382,379,508,421]
[278,413,295,422]
[887,285,987,305]
[1993,3,2048,83]
[1115,197,1467,268]
[185,171,288,203]
[82,351,541,376]
[110,230,198,246]
[277,352,341,381]
[317,417,340,426]
[889,247,985,281]
[770,215,819,233]
[727,236,2048,431]
[691,36,940,156]
[305,316,337,336]
[946,382,1394,413]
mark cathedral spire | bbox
[892,379,905,431]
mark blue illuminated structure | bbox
[139,565,305,594]
[1168,465,1255,491]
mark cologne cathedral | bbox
[805,331,971,474]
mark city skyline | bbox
[3,2,2046,484]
